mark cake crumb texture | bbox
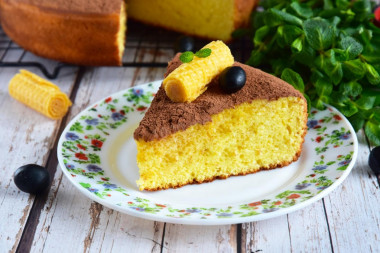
[136,97,307,191]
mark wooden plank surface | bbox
[242,216,291,252]
[163,225,237,253]
[29,45,169,252]
[324,130,380,253]
[287,201,332,252]
[0,50,78,252]
[1,22,380,253]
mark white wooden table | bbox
[1,26,380,253]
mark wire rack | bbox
[0,21,252,79]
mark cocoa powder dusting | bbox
[134,55,305,142]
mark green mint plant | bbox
[179,48,212,63]
[247,0,380,145]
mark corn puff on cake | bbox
[134,42,308,191]
[163,41,234,102]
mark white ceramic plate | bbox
[57,80,358,225]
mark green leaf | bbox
[281,68,305,92]
[290,2,313,19]
[246,50,264,66]
[293,43,315,67]
[254,26,271,46]
[264,11,282,27]
[323,0,334,10]
[340,81,362,97]
[275,26,287,48]
[348,113,365,131]
[331,91,349,104]
[339,36,363,60]
[361,54,380,64]
[323,50,343,85]
[369,108,380,122]
[303,18,334,51]
[342,59,366,79]
[337,101,359,117]
[179,51,194,63]
[354,95,376,110]
[270,59,288,76]
[245,0,380,137]
[270,8,303,27]
[365,120,380,145]
[365,63,380,85]
[362,88,380,106]
[315,53,327,70]
[368,108,380,122]
[315,77,333,97]
[333,48,349,62]
[291,37,303,53]
[195,48,211,58]
[358,27,373,48]
[327,62,343,85]
[336,0,350,9]
[352,0,371,14]
[283,25,303,44]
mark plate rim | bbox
[57,80,359,225]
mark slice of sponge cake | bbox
[134,54,308,191]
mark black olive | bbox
[14,164,50,194]
[174,36,195,52]
[369,146,380,175]
[219,66,246,93]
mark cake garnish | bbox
[179,48,212,63]
[164,40,234,103]
[14,164,50,194]
[8,70,72,119]
[219,66,246,93]
[179,51,195,63]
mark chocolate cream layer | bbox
[134,55,305,142]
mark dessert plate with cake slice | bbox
[57,79,358,225]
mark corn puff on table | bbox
[1,26,380,253]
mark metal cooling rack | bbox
[0,21,251,79]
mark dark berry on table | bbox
[369,146,380,175]
[14,164,50,194]
[219,66,247,93]
[174,36,195,53]
[375,5,380,28]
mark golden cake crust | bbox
[134,55,306,142]
[233,0,257,29]
[0,0,125,66]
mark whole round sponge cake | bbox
[134,55,308,191]
[0,0,127,66]
[0,0,258,65]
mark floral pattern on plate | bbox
[58,81,358,224]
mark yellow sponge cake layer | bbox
[126,0,257,41]
[136,97,307,191]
